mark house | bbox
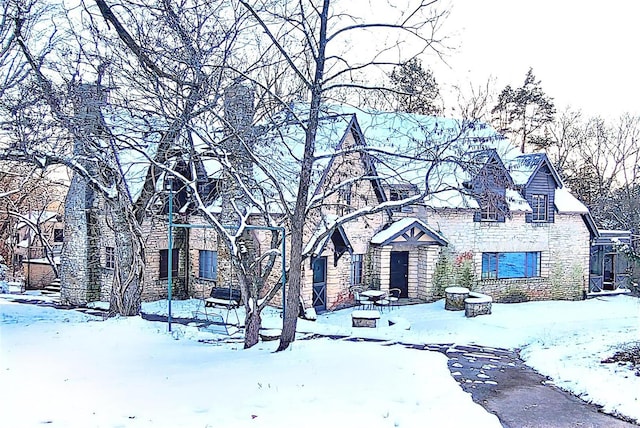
[12,209,64,288]
[257,104,599,311]
[59,85,600,313]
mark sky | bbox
[1,291,639,427]
[431,0,640,119]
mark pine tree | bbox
[389,58,441,115]
[492,68,556,152]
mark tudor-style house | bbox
[60,84,603,313]
[269,105,599,311]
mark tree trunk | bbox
[277,0,329,352]
[244,300,262,349]
[108,197,144,316]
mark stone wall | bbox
[428,209,590,301]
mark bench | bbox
[464,292,492,317]
[205,287,242,309]
[351,309,380,328]
[204,287,242,325]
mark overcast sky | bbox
[429,0,639,119]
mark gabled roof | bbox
[255,103,526,212]
[554,188,598,237]
[507,153,563,188]
[371,218,448,246]
[16,211,60,229]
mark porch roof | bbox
[371,218,448,246]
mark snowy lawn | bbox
[1,294,639,427]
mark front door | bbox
[603,253,615,290]
[312,257,327,312]
[390,251,409,298]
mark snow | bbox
[505,188,532,212]
[1,294,639,427]
[370,217,446,245]
[555,187,590,213]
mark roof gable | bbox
[371,218,447,246]
[507,153,563,189]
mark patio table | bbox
[360,290,386,303]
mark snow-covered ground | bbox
[1,293,638,427]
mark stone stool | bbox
[445,286,470,311]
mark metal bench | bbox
[203,287,242,326]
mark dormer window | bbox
[531,194,548,222]
[480,203,498,221]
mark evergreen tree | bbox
[492,68,556,152]
[389,58,441,115]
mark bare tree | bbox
[0,0,247,315]
[546,110,640,235]
[0,163,66,279]
[236,0,449,350]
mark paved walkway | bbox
[416,343,638,428]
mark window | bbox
[337,185,352,215]
[480,204,498,221]
[159,249,179,279]
[389,185,416,213]
[312,257,327,284]
[53,228,64,242]
[350,254,364,286]
[531,194,548,222]
[481,252,540,279]
[105,247,115,269]
[199,250,218,280]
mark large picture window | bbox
[350,254,363,286]
[482,252,540,279]
[531,194,548,222]
[159,249,179,279]
[199,250,218,280]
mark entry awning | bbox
[371,218,448,246]
[305,217,354,266]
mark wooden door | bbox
[312,257,327,312]
[390,251,409,298]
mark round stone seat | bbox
[464,292,493,318]
[444,286,470,311]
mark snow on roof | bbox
[423,189,479,209]
[255,111,354,204]
[506,153,546,186]
[554,188,589,213]
[16,211,59,229]
[256,103,524,211]
[303,214,340,256]
[506,189,532,212]
[316,104,518,191]
[370,217,447,245]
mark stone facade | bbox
[59,96,594,311]
[427,209,590,302]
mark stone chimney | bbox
[220,82,256,228]
[60,84,106,305]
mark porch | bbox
[589,230,634,297]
